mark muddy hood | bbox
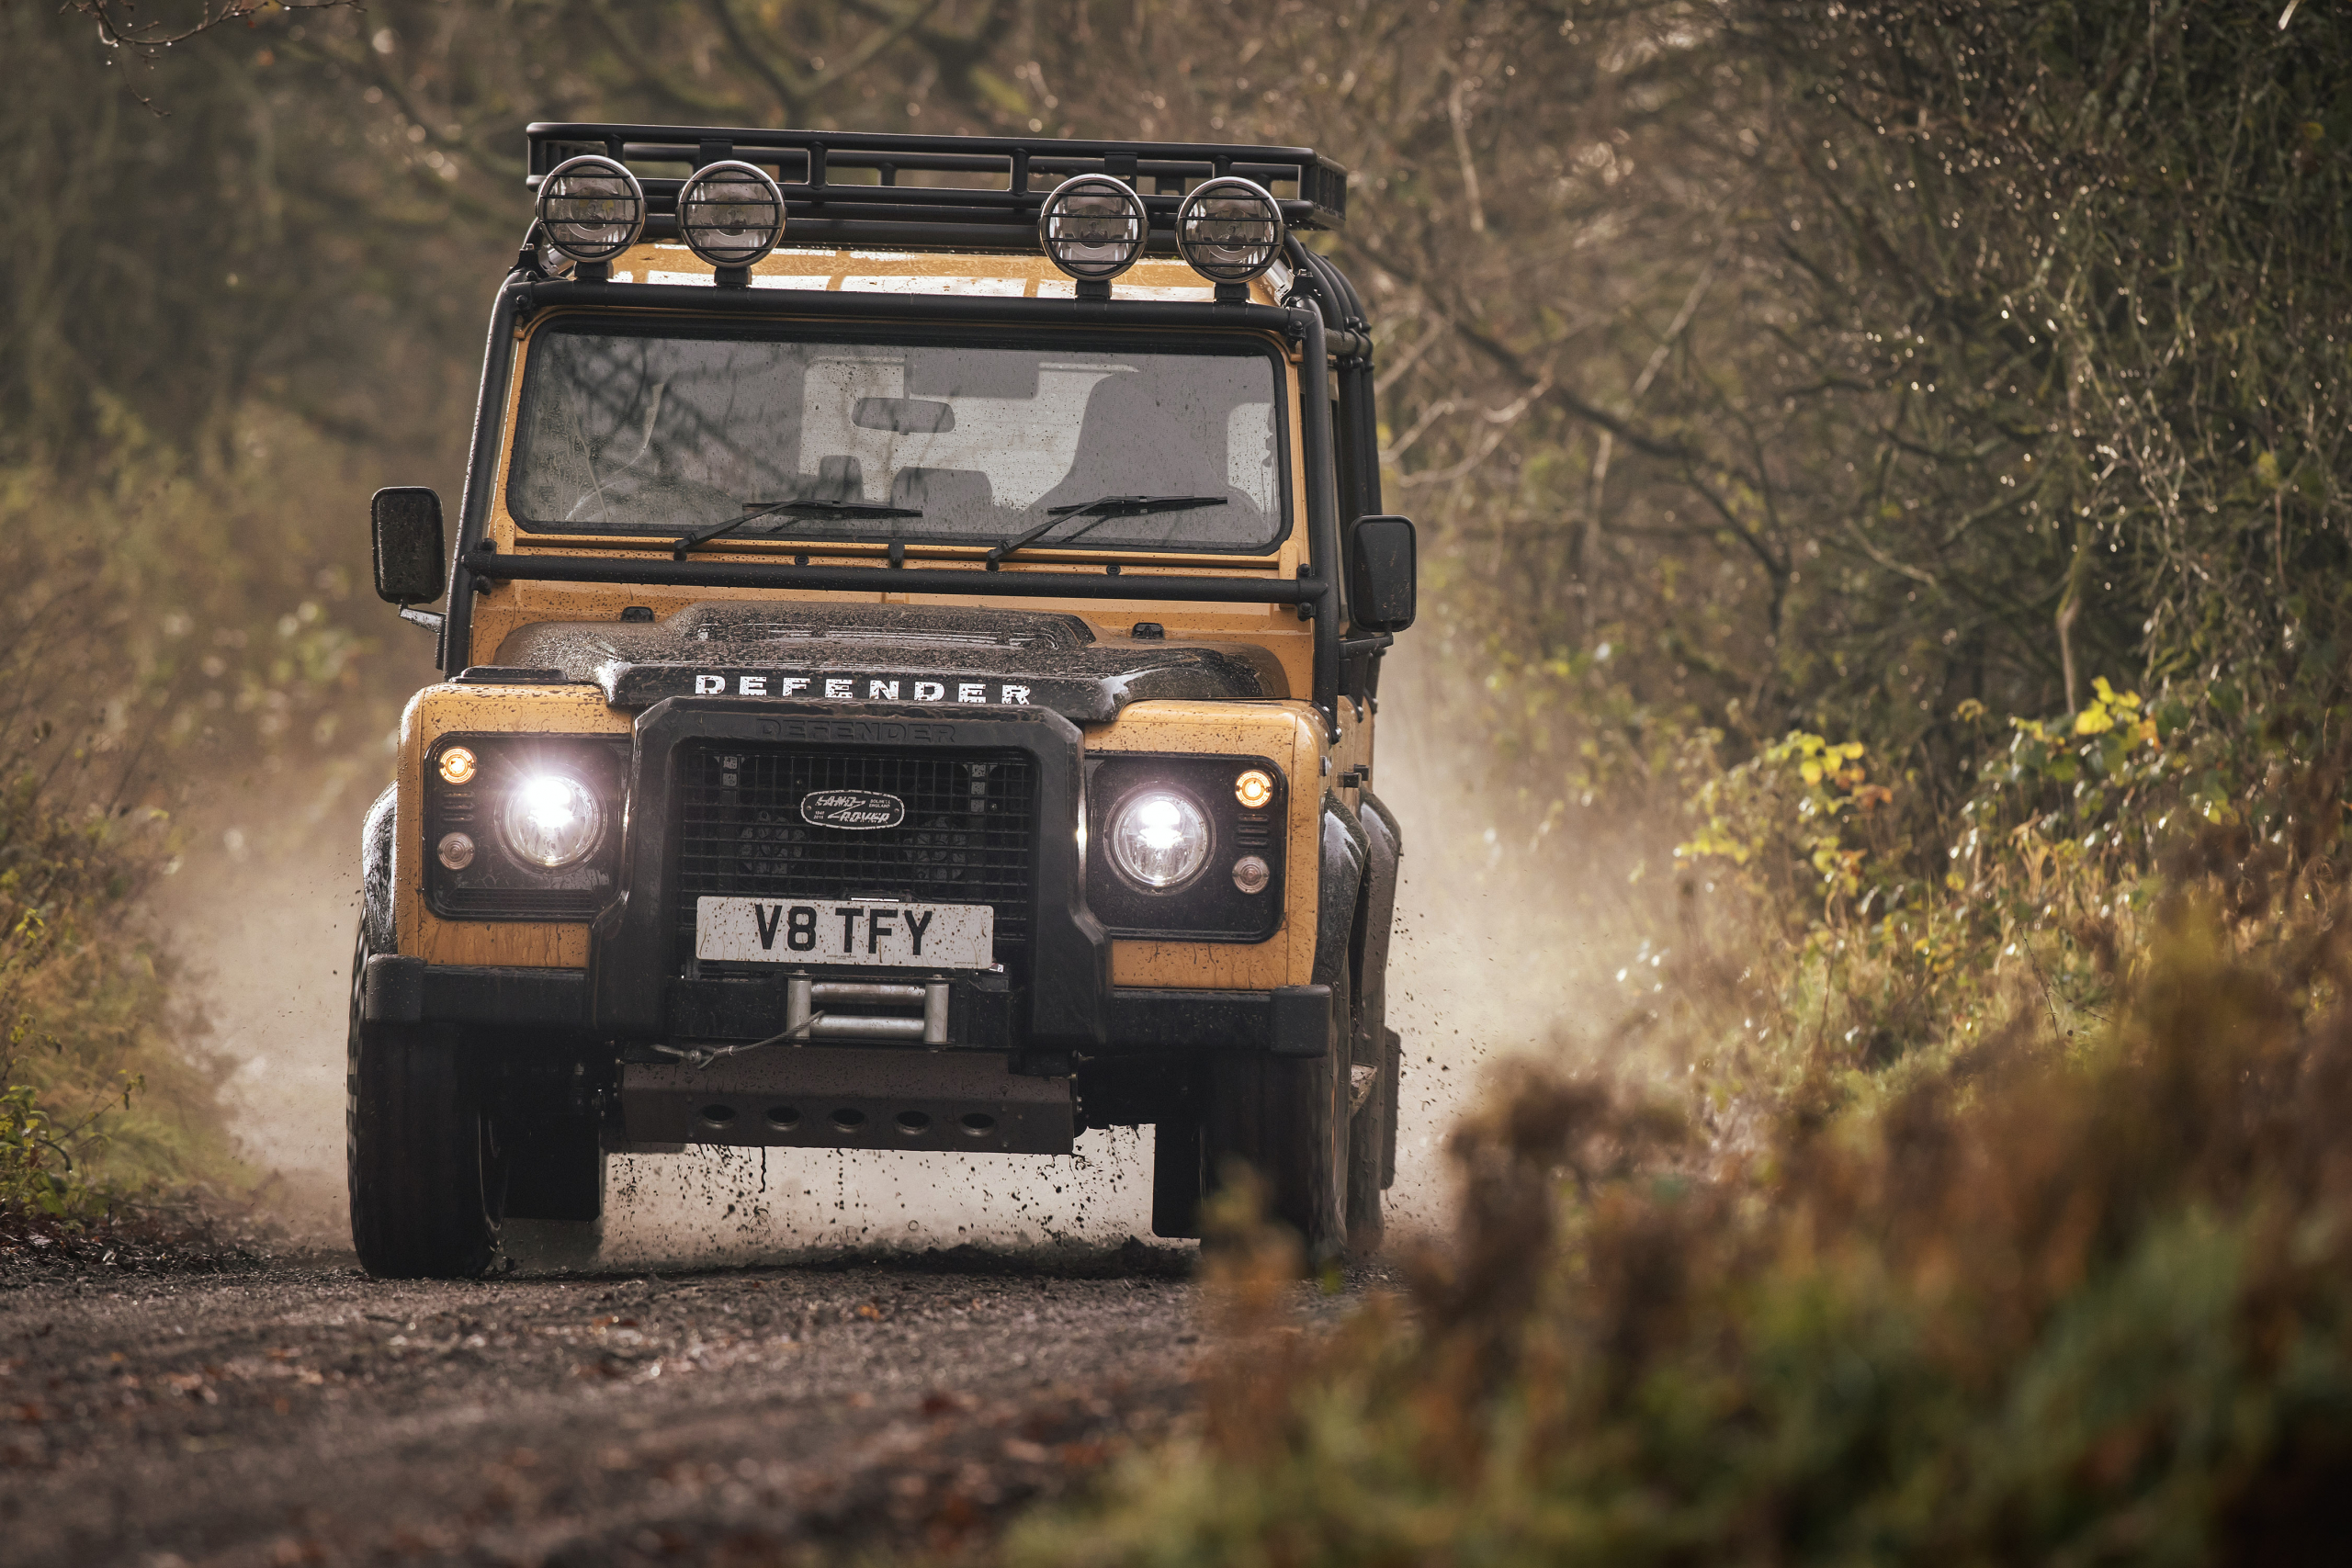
[492,601,1284,725]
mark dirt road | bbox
[0,1237,1342,1566]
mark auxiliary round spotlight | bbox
[535,154,646,265]
[1037,174,1148,281]
[676,159,786,269]
[1175,176,1285,282]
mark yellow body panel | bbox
[1085,701,1329,990]
[396,685,628,967]
[393,687,1344,989]
[603,243,1280,304]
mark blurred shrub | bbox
[1008,626,2352,1561]
[1651,649,2351,1127]
[0,820,235,1231]
[1011,819,2352,1564]
[0,567,244,1235]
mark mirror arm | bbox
[399,605,447,633]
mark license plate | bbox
[694,897,994,969]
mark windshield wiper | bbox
[983,495,1227,567]
[673,500,923,560]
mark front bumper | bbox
[378,695,1331,1061]
[360,956,1331,1057]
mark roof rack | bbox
[524,122,1346,251]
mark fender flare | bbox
[1313,793,1370,987]
[1351,789,1405,1189]
[361,784,398,954]
[1351,788,1403,1007]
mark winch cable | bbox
[650,1010,826,1068]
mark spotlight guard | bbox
[676,159,786,277]
[1175,176,1286,284]
[535,154,646,265]
[1038,174,1148,286]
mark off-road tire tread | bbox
[346,928,502,1279]
[1205,959,1351,1259]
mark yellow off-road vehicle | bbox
[352,124,1413,1277]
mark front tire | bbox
[1205,962,1351,1262]
[347,928,505,1279]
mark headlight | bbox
[501,773,604,868]
[1038,174,1148,281]
[1087,755,1284,940]
[677,159,786,270]
[1175,176,1285,282]
[536,154,645,264]
[1106,789,1211,891]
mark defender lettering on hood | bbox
[692,673,1034,705]
[494,602,1288,722]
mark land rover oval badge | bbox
[800,789,907,831]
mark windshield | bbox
[506,322,1289,555]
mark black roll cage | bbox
[447,124,1383,734]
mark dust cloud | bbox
[164,637,1641,1265]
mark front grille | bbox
[673,741,1039,978]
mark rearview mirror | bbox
[371,487,447,604]
[1346,514,1417,634]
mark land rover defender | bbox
[351,123,1412,1278]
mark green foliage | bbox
[0,1079,88,1220]
[1646,633,2351,1117]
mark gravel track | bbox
[0,1238,1340,1566]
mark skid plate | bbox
[619,1047,1072,1155]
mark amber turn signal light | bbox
[1233,768,1275,809]
[437,746,477,785]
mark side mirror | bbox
[1346,514,1417,634]
[371,487,447,604]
